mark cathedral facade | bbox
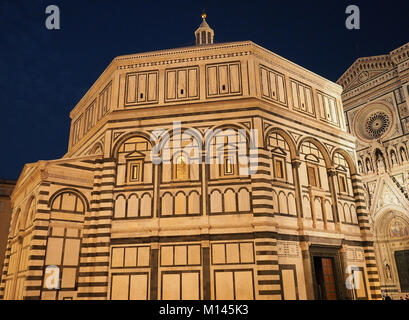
[0,17,381,300]
[338,42,409,299]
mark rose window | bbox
[365,112,390,139]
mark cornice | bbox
[117,50,251,70]
[11,163,43,201]
[390,42,409,65]
[114,41,254,63]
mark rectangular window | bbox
[175,155,188,180]
[224,157,234,175]
[128,160,143,183]
[274,157,286,180]
[307,165,318,187]
[131,163,140,181]
[338,174,347,193]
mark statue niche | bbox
[366,157,373,172]
[375,150,386,173]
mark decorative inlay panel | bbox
[125,70,159,107]
[205,61,242,98]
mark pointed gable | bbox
[337,55,395,92]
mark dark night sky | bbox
[0,0,408,181]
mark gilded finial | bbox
[202,9,207,20]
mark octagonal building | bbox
[0,16,381,300]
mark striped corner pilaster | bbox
[351,174,371,233]
[351,173,381,300]
[363,245,382,300]
[250,147,281,300]
[251,147,274,218]
[0,239,12,299]
[24,183,51,300]
[77,158,115,300]
[254,239,281,300]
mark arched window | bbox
[174,153,189,180]
[44,190,86,298]
[334,153,351,195]
[12,209,22,236]
[207,127,249,179]
[52,192,85,214]
[400,147,407,162]
[300,141,325,188]
[267,133,293,182]
[25,198,36,228]
[160,129,201,183]
[115,135,152,185]
[299,139,334,230]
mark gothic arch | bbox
[374,206,409,234]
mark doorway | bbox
[313,256,338,300]
[394,250,409,292]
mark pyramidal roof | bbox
[195,12,214,45]
[198,18,210,29]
